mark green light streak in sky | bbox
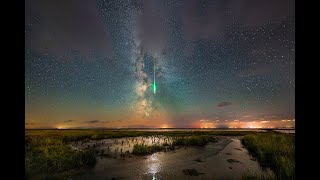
[153,58,156,94]
[152,81,157,94]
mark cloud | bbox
[64,120,73,123]
[217,102,232,107]
[101,121,111,124]
[85,120,100,124]
[99,119,125,124]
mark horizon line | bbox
[25,127,295,130]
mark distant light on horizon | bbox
[26,118,295,129]
[161,124,168,128]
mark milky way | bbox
[25,0,295,129]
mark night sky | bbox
[25,0,295,129]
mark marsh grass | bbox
[130,135,218,154]
[25,129,252,174]
[132,144,165,155]
[241,133,295,179]
[25,130,284,178]
[25,135,96,177]
[162,142,169,146]
[26,129,254,142]
[241,170,276,180]
[172,136,217,146]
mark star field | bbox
[25,0,295,129]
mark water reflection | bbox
[70,136,174,158]
[70,136,275,180]
[146,153,161,179]
[148,163,160,174]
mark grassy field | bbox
[241,133,295,180]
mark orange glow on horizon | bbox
[161,124,169,128]
[25,118,295,129]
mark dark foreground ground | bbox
[25,129,294,179]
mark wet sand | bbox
[72,136,273,179]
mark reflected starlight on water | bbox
[146,153,161,179]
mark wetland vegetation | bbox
[25,129,294,179]
[241,133,295,179]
